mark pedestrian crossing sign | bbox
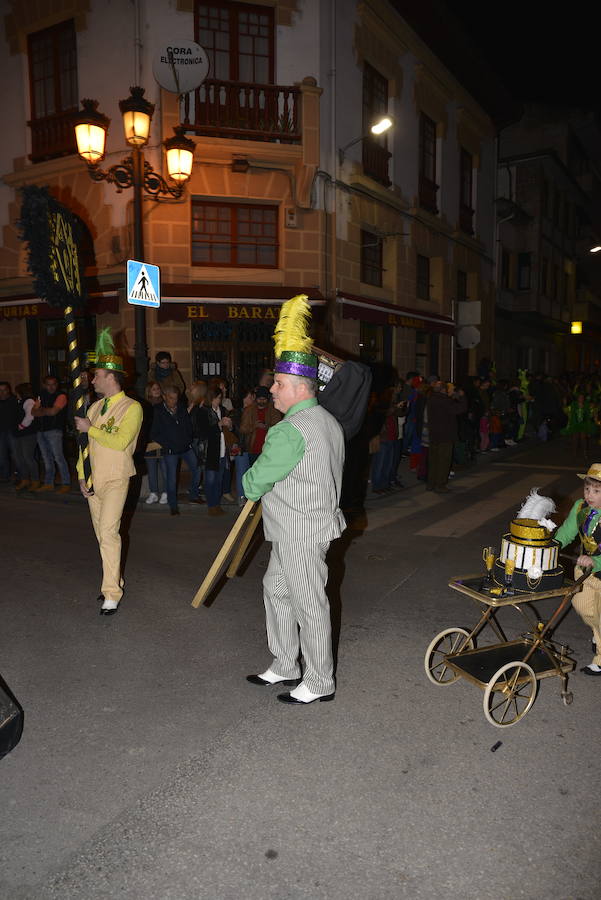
[127,259,161,308]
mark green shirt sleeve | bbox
[555,500,581,548]
[242,421,305,501]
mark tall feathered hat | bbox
[273,294,317,378]
[92,327,125,373]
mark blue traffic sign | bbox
[127,259,161,308]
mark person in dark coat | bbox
[191,388,233,516]
[426,380,467,493]
[150,385,201,515]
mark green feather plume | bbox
[273,294,313,357]
[95,327,115,357]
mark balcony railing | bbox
[459,204,474,235]
[362,138,391,187]
[419,174,439,214]
[181,79,301,144]
[28,109,78,163]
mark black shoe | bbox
[580,665,601,676]
[277,691,335,704]
[170,508,180,516]
[246,674,301,687]
[99,606,119,616]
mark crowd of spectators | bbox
[0,352,283,516]
[4,357,601,511]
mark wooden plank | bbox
[226,503,263,578]
[191,500,258,608]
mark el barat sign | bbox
[152,40,209,94]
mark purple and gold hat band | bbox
[275,360,317,377]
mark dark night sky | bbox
[447,3,599,110]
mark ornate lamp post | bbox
[74,86,195,396]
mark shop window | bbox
[192,200,278,267]
[362,62,391,187]
[517,253,531,290]
[359,322,383,364]
[360,230,383,287]
[419,113,438,214]
[27,20,78,162]
[196,1,274,83]
[416,254,431,300]
[459,148,474,235]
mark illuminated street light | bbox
[73,87,195,396]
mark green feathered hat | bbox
[273,294,317,378]
[92,327,125,373]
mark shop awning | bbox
[338,292,454,335]
[0,291,119,321]
[157,283,325,323]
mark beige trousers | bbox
[574,567,601,664]
[88,478,130,605]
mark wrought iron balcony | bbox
[181,79,301,144]
[28,109,78,162]
[459,203,474,235]
[419,174,439,214]
[362,138,391,187]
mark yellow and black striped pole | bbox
[65,304,93,493]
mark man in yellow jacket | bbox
[75,332,142,616]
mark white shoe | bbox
[159,492,168,504]
[222,492,236,503]
[288,682,334,703]
[145,492,159,504]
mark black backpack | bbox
[0,675,23,760]
[318,361,372,440]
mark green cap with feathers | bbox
[92,327,125,373]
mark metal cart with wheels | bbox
[424,569,589,727]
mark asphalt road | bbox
[1,439,600,900]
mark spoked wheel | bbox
[424,627,475,685]
[483,661,537,727]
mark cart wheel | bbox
[424,627,475,685]
[562,692,573,706]
[483,661,537,727]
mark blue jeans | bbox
[0,431,16,480]
[205,456,228,508]
[163,448,201,511]
[146,456,166,494]
[234,452,250,501]
[371,441,394,491]
[37,430,71,485]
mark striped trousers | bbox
[574,567,601,665]
[263,541,334,695]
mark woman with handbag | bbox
[193,388,234,516]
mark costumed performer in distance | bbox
[75,329,143,616]
[243,295,346,705]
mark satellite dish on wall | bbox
[153,40,209,94]
[456,325,480,349]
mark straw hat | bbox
[578,463,601,481]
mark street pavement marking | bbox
[493,463,581,471]
[416,472,557,538]
[363,469,503,533]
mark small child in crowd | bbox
[555,463,601,675]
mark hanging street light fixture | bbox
[73,86,195,396]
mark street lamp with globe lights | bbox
[73,86,195,396]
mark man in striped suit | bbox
[243,358,346,705]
